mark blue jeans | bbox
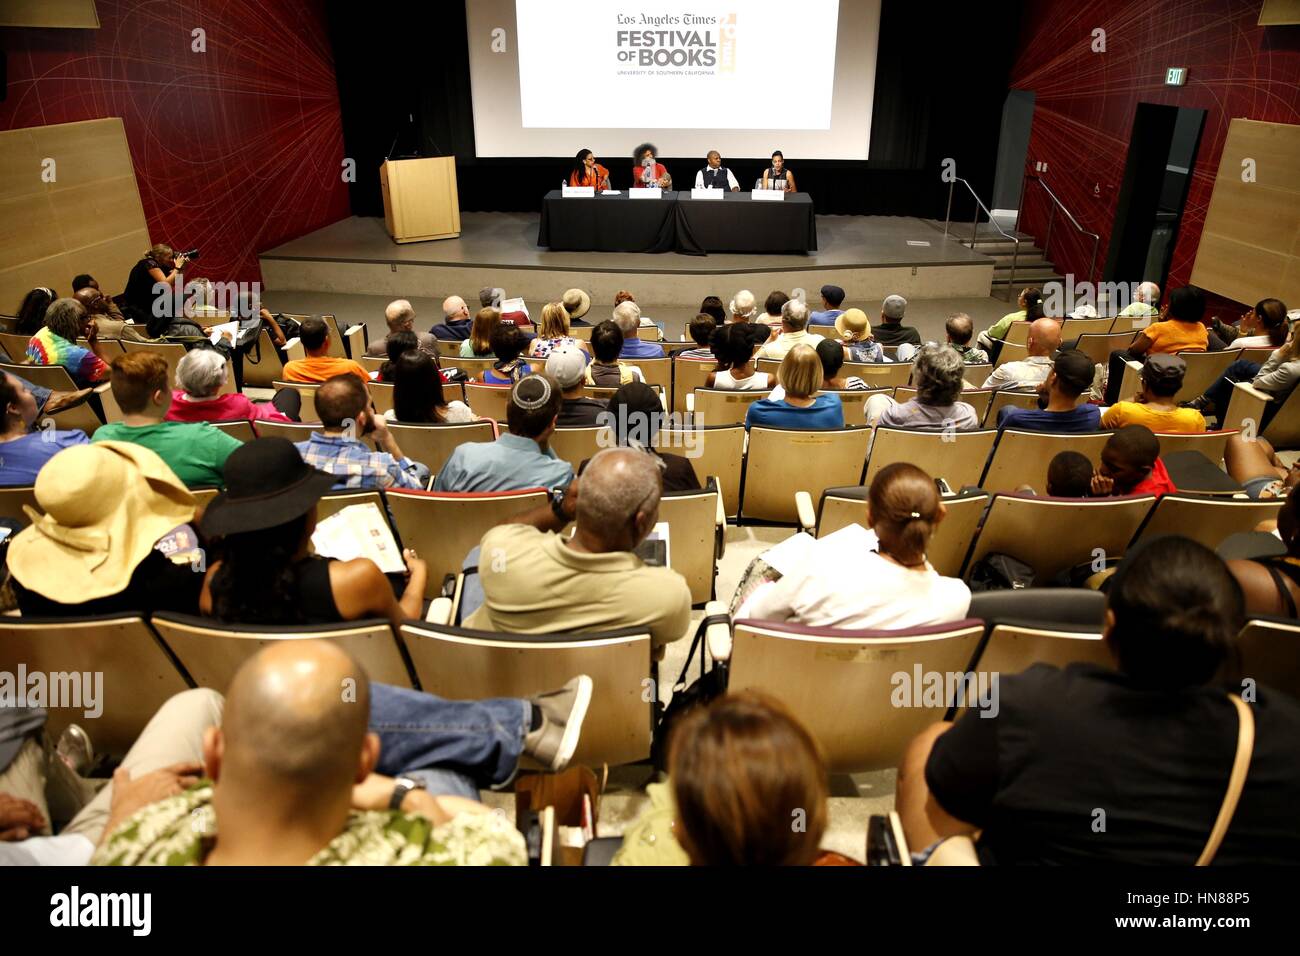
[1203,359,1262,415]
[369,683,528,800]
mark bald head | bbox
[1137,282,1160,304]
[577,448,663,550]
[1027,317,1062,357]
[385,299,415,332]
[73,287,105,315]
[219,641,371,797]
[442,296,469,322]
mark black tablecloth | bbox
[674,192,817,254]
[537,190,817,255]
[537,190,679,253]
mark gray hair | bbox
[577,447,663,536]
[612,300,642,335]
[44,297,86,341]
[385,299,415,330]
[913,345,966,407]
[1137,281,1160,304]
[479,286,505,308]
[730,289,757,319]
[780,298,809,331]
[176,347,228,397]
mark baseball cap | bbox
[882,294,907,320]
[1053,349,1095,393]
[820,284,845,307]
[1143,352,1187,387]
[545,346,587,388]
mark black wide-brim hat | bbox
[201,437,338,537]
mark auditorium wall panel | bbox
[0,0,351,294]
[1009,0,1300,302]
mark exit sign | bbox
[1166,67,1188,86]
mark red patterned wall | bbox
[0,0,350,288]
[1009,0,1300,304]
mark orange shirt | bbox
[1143,319,1207,354]
[283,356,371,384]
[569,165,609,189]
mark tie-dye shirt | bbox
[25,328,110,387]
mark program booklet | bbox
[310,503,405,574]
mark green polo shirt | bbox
[92,421,241,488]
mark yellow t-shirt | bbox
[1101,402,1207,434]
[1142,319,1207,355]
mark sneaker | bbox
[56,724,94,776]
[523,676,593,772]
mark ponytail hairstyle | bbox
[1022,287,1045,322]
[867,462,941,567]
[1254,297,1290,348]
[209,515,313,625]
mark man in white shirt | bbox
[694,151,740,191]
[981,317,1062,390]
[758,299,817,361]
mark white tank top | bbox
[714,370,771,390]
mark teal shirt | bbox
[92,421,241,488]
[433,433,574,492]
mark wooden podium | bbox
[380,157,461,243]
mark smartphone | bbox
[934,477,953,496]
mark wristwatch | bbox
[549,486,569,523]
[389,775,426,810]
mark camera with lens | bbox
[177,248,200,261]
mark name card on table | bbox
[750,189,785,202]
[629,187,663,200]
[690,187,725,200]
[561,185,595,197]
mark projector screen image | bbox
[465,0,879,160]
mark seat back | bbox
[894,386,993,426]
[386,420,497,477]
[243,327,288,388]
[823,388,888,426]
[691,387,771,426]
[728,618,985,772]
[317,489,389,523]
[1073,330,1138,365]
[0,361,78,391]
[359,355,386,374]
[1261,385,1300,450]
[970,622,1112,684]
[847,361,913,389]
[0,615,192,756]
[1231,617,1300,700]
[1153,429,1235,465]
[548,426,614,474]
[386,488,549,594]
[251,420,324,443]
[1059,316,1115,339]
[44,396,105,437]
[865,427,997,490]
[1002,321,1031,346]
[0,485,38,523]
[368,381,396,416]
[672,357,715,413]
[121,340,188,390]
[399,622,653,766]
[209,420,257,442]
[634,358,672,394]
[657,482,722,603]
[0,331,33,362]
[463,382,511,423]
[992,341,1030,370]
[433,339,463,357]
[815,488,989,577]
[1237,347,1276,364]
[151,614,414,691]
[1131,493,1283,550]
[964,493,1156,581]
[655,424,746,517]
[741,426,871,523]
[442,356,499,380]
[273,381,319,422]
[981,388,1041,426]
[979,429,1113,494]
[1176,350,1237,402]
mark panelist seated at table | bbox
[760,150,796,192]
[631,142,672,189]
[694,151,740,192]
[568,148,610,190]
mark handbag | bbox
[649,612,730,772]
[967,553,1035,591]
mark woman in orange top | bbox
[1104,285,1209,403]
[569,149,610,190]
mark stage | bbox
[259,212,995,308]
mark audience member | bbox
[460,307,500,358]
[294,374,428,490]
[434,374,573,492]
[900,535,1300,864]
[528,302,586,360]
[283,317,370,384]
[1101,353,1207,434]
[586,381,700,492]
[698,295,726,325]
[166,348,299,425]
[481,324,532,384]
[1225,298,1289,351]
[1188,305,1298,423]
[670,692,828,866]
[814,337,867,390]
[1105,285,1209,403]
[1090,425,1175,497]
[561,288,593,328]
[14,287,56,336]
[389,351,476,423]
[872,295,922,352]
[480,285,529,327]
[613,301,664,358]
[1046,450,1095,497]
[981,317,1062,390]
[727,289,772,350]
[977,286,1044,355]
[746,345,844,430]
[377,330,418,382]
[0,373,88,486]
[834,308,885,364]
[706,323,771,390]
[465,447,691,650]
[365,299,439,358]
[584,321,644,386]
[26,298,112,388]
[675,314,717,360]
[757,299,816,361]
[8,442,203,616]
[1227,483,1300,616]
[429,295,473,341]
[945,313,989,365]
[867,345,981,431]
[1224,432,1300,501]
[747,462,970,628]
[93,352,241,487]
[73,286,147,342]
[1118,280,1161,318]
[809,284,846,327]
[548,347,606,427]
[762,290,789,326]
[996,349,1100,433]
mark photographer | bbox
[123,244,193,332]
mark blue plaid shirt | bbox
[295,432,427,490]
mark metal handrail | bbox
[1019,173,1101,285]
[943,177,1019,301]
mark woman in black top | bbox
[760,150,796,192]
[123,243,189,333]
[14,287,56,336]
[200,438,427,628]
